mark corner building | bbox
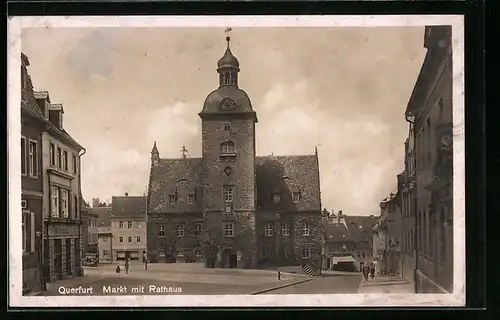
[147,37,322,268]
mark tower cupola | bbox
[217,34,240,87]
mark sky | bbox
[21,26,427,215]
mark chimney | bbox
[125,192,129,197]
[92,198,100,208]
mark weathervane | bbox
[225,27,232,43]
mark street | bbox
[42,263,363,296]
[259,274,362,294]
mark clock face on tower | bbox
[219,98,236,111]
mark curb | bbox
[249,278,314,295]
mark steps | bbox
[301,264,321,277]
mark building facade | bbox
[400,124,417,286]
[37,92,85,282]
[82,206,99,260]
[405,25,453,293]
[91,203,113,263]
[373,208,388,274]
[147,36,322,269]
[20,53,46,294]
[111,195,147,262]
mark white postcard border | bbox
[8,14,465,308]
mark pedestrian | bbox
[125,258,129,275]
[116,265,121,273]
[362,264,369,281]
[370,264,375,279]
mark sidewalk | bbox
[357,276,415,294]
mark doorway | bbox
[229,254,237,268]
[54,239,62,280]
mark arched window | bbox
[224,72,230,85]
[220,141,236,154]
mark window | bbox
[220,141,236,154]
[103,250,108,257]
[50,187,59,217]
[302,222,310,236]
[29,140,38,177]
[188,194,195,204]
[138,223,142,229]
[264,223,273,237]
[194,223,202,237]
[119,221,124,228]
[128,236,132,243]
[176,224,185,237]
[224,223,234,237]
[21,137,26,175]
[283,247,290,258]
[158,224,165,237]
[119,237,124,243]
[223,186,234,202]
[60,189,68,218]
[265,246,273,257]
[128,221,133,229]
[272,193,281,203]
[169,195,176,204]
[195,250,202,257]
[136,236,141,243]
[224,123,231,131]
[63,151,68,171]
[293,192,301,202]
[282,224,290,237]
[72,154,77,174]
[49,143,55,166]
[302,247,311,259]
[22,213,27,252]
[57,147,62,168]
[362,251,366,258]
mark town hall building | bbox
[146,35,322,269]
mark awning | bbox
[331,256,357,264]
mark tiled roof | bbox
[256,155,321,212]
[322,218,350,242]
[112,196,147,218]
[89,207,112,227]
[148,158,203,213]
[345,215,379,243]
[147,154,321,214]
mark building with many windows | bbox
[111,194,147,262]
[147,36,322,269]
[36,89,85,282]
[20,53,46,294]
[82,202,99,261]
[405,25,453,293]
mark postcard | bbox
[8,14,465,307]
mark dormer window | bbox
[168,195,176,204]
[272,193,281,204]
[293,192,301,202]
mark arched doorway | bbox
[220,248,239,268]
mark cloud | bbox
[22,26,426,215]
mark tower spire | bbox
[151,141,159,165]
[218,27,239,87]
